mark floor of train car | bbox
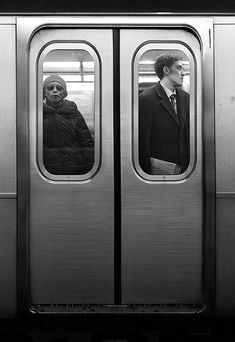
[1,318,235,341]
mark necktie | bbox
[170,94,177,114]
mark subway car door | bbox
[18,18,214,313]
[120,25,214,311]
[18,24,115,307]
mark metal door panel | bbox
[0,24,16,318]
[120,29,203,304]
[0,199,16,317]
[215,24,235,192]
[29,29,114,304]
[0,25,16,194]
[215,23,235,316]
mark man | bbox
[43,74,94,175]
[139,53,189,175]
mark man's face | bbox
[164,60,185,88]
[45,82,65,104]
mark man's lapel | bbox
[155,82,179,125]
[176,89,186,129]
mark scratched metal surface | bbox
[120,27,204,304]
[28,27,114,304]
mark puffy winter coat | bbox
[43,100,94,175]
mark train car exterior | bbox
[0,12,235,339]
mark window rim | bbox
[37,42,101,182]
[132,41,197,182]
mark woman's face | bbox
[45,82,65,104]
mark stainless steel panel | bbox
[120,26,207,304]
[0,18,15,24]
[216,197,235,317]
[214,17,235,24]
[215,25,235,193]
[215,24,235,316]
[0,193,17,199]
[0,25,16,193]
[29,28,114,304]
[0,199,16,317]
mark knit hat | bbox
[43,74,68,98]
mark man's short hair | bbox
[154,53,182,80]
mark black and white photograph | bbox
[0,0,235,341]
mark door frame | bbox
[17,15,215,316]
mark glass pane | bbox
[42,49,95,175]
[138,50,190,175]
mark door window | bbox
[37,44,100,180]
[133,44,196,181]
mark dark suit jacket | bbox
[139,81,190,174]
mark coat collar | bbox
[43,100,77,116]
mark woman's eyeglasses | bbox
[46,84,63,91]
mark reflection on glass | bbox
[42,50,95,175]
[138,51,190,175]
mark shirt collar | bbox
[160,82,176,99]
